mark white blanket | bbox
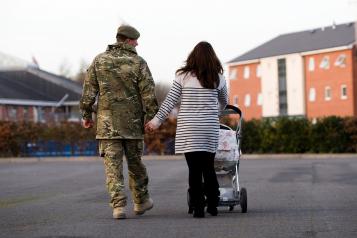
[215,129,239,161]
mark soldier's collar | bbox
[107,42,137,54]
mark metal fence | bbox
[17,138,175,157]
[20,140,98,157]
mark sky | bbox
[1,0,357,84]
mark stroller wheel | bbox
[240,187,247,213]
[229,205,234,211]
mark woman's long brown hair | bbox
[176,41,223,89]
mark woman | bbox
[145,41,228,218]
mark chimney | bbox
[332,21,336,29]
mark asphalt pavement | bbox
[0,156,357,238]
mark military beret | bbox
[117,25,140,40]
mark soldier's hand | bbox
[145,123,154,134]
[82,119,94,128]
[145,122,156,134]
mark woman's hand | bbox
[145,120,159,133]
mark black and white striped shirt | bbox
[151,73,228,154]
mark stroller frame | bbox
[215,105,247,212]
[187,105,247,213]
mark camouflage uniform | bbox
[80,40,158,208]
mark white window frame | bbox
[308,57,315,71]
[341,85,347,100]
[324,86,332,101]
[334,54,346,67]
[244,94,251,107]
[229,68,237,80]
[257,93,263,106]
[233,95,238,106]
[319,56,330,69]
[243,66,250,79]
[309,88,316,102]
[256,64,261,77]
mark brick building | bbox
[227,22,357,120]
[0,52,82,123]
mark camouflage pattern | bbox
[99,139,149,207]
[79,42,159,139]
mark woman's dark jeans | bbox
[185,151,220,210]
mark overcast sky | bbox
[1,0,357,84]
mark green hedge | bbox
[0,120,177,157]
[241,116,357,153]
[1,116,357,157]
[0,121,96,157]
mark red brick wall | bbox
[0,105,70,122]
[229,63,262,120]
[28,107,34,122]
[353,46,357,115]
[0,105,4,120]
[304,49,355,118]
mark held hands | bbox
[145,120,159,134]
[82,119,94,128]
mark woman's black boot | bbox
[193,207,205,218]
[206,206,218,216]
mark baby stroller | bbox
[187,104,247,213]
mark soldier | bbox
[80,24,159,219]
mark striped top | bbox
[151,73,228,154]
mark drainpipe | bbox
[56,94,69,107]
[55,94,69,122]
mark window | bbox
[244,94,251,107]
[309,88,316,102]
[8,106,17,121]
[243,66,250,79]
[229,68,237,80]
[325,86,331,101]
[319,56,330,69]
[308,57,315,71]
[256,65,261,77]
[257,93,263,106]
[23,106,29,121]
[335,54,346,67]
[341,85,347,99]
[37,107,45,122]
[233,95,238,106]
[278,58,288,115]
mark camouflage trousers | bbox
[99,139,149,208]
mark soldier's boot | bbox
[134,198,154,215]
[113,207,126,219]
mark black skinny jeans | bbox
[185,151,220,209]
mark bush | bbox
[1,115,357,157]
[241,119,262,153]
[310,116,349,153]
[0,121,96,157]
[241,116,356,154]
[344,117,357,152]
[144,118,176,155]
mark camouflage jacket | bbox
[79,42,158,139]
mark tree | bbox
[155,82,171,105]
[58,58,72,78]
[73,59,89,85]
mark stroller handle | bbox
[223,105,242,117]
[220,104,243,141]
